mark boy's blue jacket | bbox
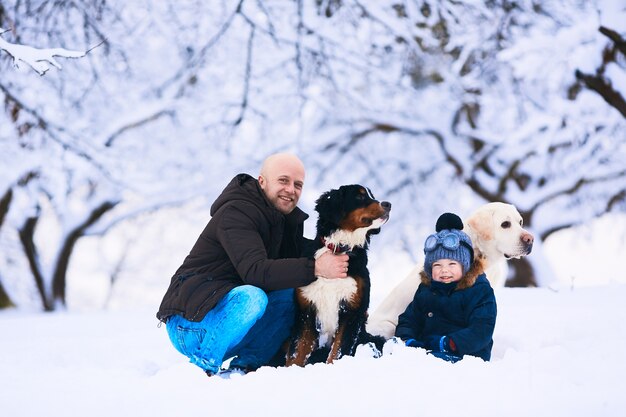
[395,263,497,361]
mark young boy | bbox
[395,213,497,362]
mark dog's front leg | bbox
[327,312,363,363]
[326,325,346,364]
[286,308,319,367]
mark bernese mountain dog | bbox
[286,184,390,366]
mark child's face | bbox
[431,259,463,283]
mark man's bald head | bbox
[260,153,305,179]
[258,153,305,214]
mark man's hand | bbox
[314,252,349,278]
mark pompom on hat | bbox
[424,213,474,279]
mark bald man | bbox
[156,153,348,377]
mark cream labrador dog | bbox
[366,202,534,339]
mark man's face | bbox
[258,158,305,215]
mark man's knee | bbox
[228,285,269,319]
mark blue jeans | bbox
[166,285,295,374]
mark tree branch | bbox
[599,26,626,56]
[0,28,102,75]
[431,131,501,202]
[157,0,245,95]
[232,23,255,126]
[607,189,626,212]
[575,69,626,118]
[0,83,113,179]
[104,109,175,147]
[529,169,626,214]
[573,26,626,118]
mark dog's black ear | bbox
[314,189,332,214]
[315,188,345,230]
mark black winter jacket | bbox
[156,174,316,323]
[395,267,497,361]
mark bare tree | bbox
[297,2,626,286]
[1,0,624,312]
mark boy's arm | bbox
[448,287,497,355]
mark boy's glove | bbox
[428,350,462,363]
[425,335,457,353]
[404,338,425,348]
[424,335,462,362]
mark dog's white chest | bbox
[300,276,357,347]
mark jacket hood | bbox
[210,173,308,224]
[420,256,487,291]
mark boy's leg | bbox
[166,285,268,375]
[227,288,295,370]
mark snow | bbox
[1,1,625,414]
[2,279,625,416]
[0,28,86,75]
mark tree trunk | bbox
[0,187,17,308]
[506,257,538,287]
[18,214,54,311]
[52,201,117,306]
[17,200,118,310]
[0,280,15,309]
[0,187,11,228]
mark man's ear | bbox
[466,210,493,241]
[258,175,266,189]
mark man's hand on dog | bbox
[314,252,350,278]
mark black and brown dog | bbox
[286,184,390,366]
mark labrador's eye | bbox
[501,221,511,229]
[519,220,523,226]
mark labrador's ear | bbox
[466,209,493,241]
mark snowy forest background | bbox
[1,0,625,313]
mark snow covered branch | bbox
[574,26,626,118]
[600,26,626,56]
[104,109,175,148]
[0,28,94,75]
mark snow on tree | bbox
[0,0,624,310]
[0,27,89,75]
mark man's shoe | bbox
[217,364,253,379]
[228,364,255,374]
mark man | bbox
[156,153,348,376]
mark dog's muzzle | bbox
[380,201,391,221]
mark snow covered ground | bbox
[2,283,625,417]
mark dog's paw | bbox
[355,342,383,359]
[381,337,402,356]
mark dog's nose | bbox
[521,232,534,254]
[522,232,534,245]
[381,201,391,210]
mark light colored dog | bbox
[366,202,534,339]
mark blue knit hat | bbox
[424,213,474,279]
